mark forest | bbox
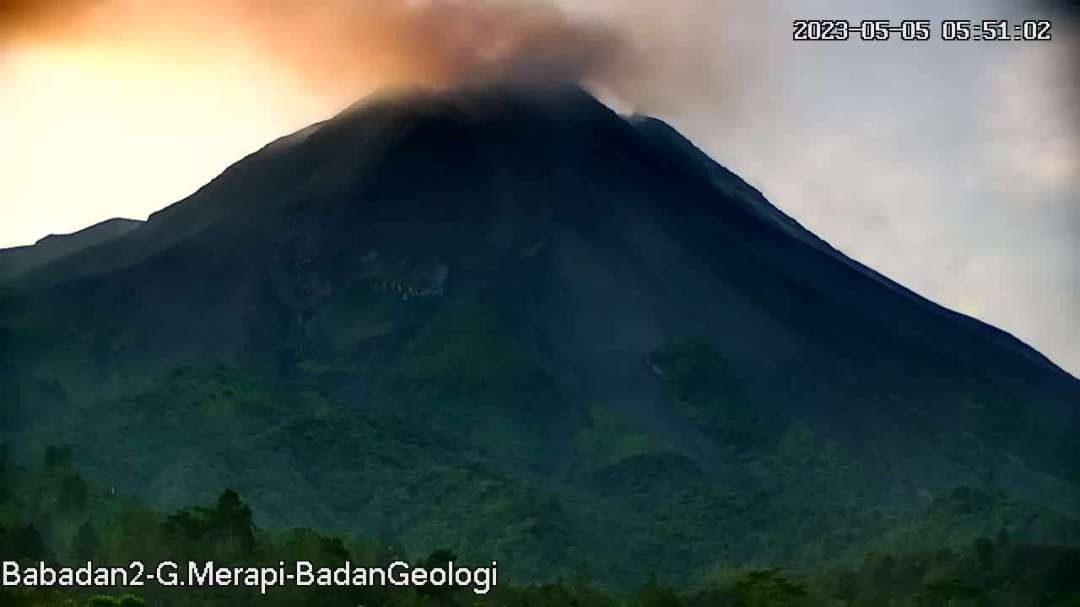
[3,444,1080,607]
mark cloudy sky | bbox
[0,0,1077,375]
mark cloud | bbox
[0,0,628,92]
[0,0,103,40]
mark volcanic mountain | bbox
[2,85,1078,583]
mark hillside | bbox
[1,84,1078,585]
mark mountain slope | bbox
[1,84,1077,583]
[0,217,142,281]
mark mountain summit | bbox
[2,85,1078,583]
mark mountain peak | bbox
[334,82,611,123]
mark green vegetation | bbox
[647,338,782,454]
[3,302,1079,595]
[2,338,1073,587]
[375,304,575,467]
[574,403,674,472]
[2,456,1080,606]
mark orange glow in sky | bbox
[0,0,616,247]
[0,42,354,246]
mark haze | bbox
[1,0,1077,376]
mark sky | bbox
[0,0,1077,375]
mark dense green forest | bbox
[5,361,1077,586]
[3,447,1080,606]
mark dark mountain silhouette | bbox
[0,217,142,281]
[2,84,1077,583]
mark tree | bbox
[0,440,9,471]
[914,577,991,607]
[732,569,808,607]
[633,574,683,607]
[822,568,858,606]
[321,536,351,563]
[163,489,256,556]
[44,445,73,469]
[0,440,10,496]
[2,524,50,561]
[72,521,101,561]
[210,488,256,556]
[86,595,145,607]
[418,548,458,605]
[974,536,994,570]
[59,473,89,512]
[164,508,208,541]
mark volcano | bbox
[2,85,1078,583]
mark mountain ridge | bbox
[0,217,143,281]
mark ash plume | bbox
[0,0,630,92]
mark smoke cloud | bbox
[0,0,629,93]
